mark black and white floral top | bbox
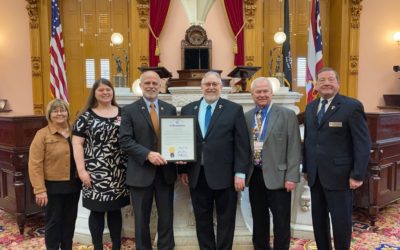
[73,108,129,211]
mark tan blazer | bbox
[245,104,301,189]
[29,123,72,194]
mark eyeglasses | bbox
[51,109,67,114]
[202,82,220,88]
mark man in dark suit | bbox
[180,71,251,250]
[245,77,301,250]
[119,70,177,250]
[303,67,371,250]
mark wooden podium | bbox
[353,111,400,226]
[167,69,230,88]
[0,114,47,233]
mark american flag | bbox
[306,0,323,104]
[50,0,69,102]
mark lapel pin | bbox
[161,107,164,111]
[141,106,145,110]
[219,105,223,109]
[331,106,335,110]
[194,106,198,110]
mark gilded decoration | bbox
[136,0,149,29]
[140,56,149,66]
[246,56,254,66]
[351,0,363,29]
[31,57,41,76]
[33,104,44,115]
[349,55,359,75]
[184,25,208,46]
[244,0,257,29]
[25,0,39,29]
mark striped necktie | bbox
[317,99,328,125]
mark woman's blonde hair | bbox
[45,99,70,122]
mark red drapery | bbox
[223,0,245,66]
[149,0,170,66]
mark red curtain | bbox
[149,0,171,66]
[224,0,245,66]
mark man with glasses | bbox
[303,67,371,250]
[180,71,251,250]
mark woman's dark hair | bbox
[78,78,118,116]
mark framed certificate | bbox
[160,116,196,162]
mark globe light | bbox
[273,31,287,45]
[111,32,124,46]
[266,77,281,93]
[132,78,143,96]
[393,32,400,45]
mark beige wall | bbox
[160,0,234,78]
[358,0,400,112]
[0,0,33,113]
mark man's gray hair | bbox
[140,70,160,84]
[250,77,274,94]
[201,71,222,85]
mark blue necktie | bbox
[317,99,328,125]
[204,105,212,133]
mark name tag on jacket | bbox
[329,122,342,127]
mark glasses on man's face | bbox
[51,109,67,114]
[202,82,220,88]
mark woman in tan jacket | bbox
[29,99,81,250]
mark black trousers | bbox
[249,167,291,250]
[310,175,353,250]
[88,209,123,250]
[130,169,175,250]
[45,192,80,250]
[190,167,238,250]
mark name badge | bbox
[329,122,342,127]
[254,141,263,151]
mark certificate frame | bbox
[160,116,196,162]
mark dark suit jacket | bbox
[303,94,371,190]
[119,98,177,187]
[180,98,251,190]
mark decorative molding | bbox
[245,56,254,66]
[33,104,44,115]
[25,0,39,29]
[351,0,363,29]
[136,0,149,29]
[31,57,41,76]
[140,56,149,67]
[349,55,359,75]
[184,25,209,46]
[244,0,257,29]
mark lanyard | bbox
[253,104,272,142]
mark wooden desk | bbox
[0,114,47,233]
[353,111,400,226]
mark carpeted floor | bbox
[0,201,399,250]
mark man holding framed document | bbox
[119,70,177,250]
